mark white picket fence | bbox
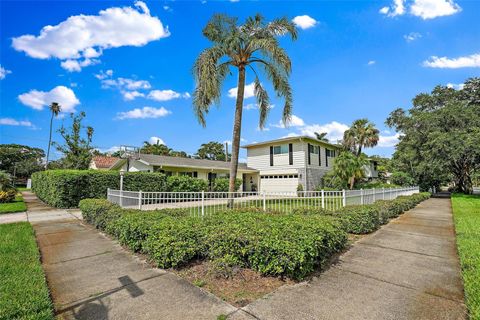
[107,186,419,216]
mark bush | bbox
[210,178,242,192]
[390,171,415,187]
[333,205,381,234]
[0,189,17,203]
[33,170,209,208]
[354,181,400,189]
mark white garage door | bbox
[260,174,299,193]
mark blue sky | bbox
[1,0,479,160]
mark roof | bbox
[114,153,258,172]
[91,156,120,169]
[242,136,342,149]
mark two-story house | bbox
[242,136,340,192]
[93,136,341,192]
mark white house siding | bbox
[302,141,337,190]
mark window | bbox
[373,161,378,171]
[273,144,289,154]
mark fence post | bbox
[321,189,325,209]
[382,187,385,200]
[372,188,376,203]
[138,190,142,210]
[107,188,110,201]
[360,188,364,205]
[262,191,266,212]
[342,189,346,207]
[201,190,205,216]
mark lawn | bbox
[0,222,54,320]
[451,194,480,320]
[0,194,27,214]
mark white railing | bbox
[107,186,419,215]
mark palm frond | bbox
[253,77,270,129]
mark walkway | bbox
[232,197,467,320]
[26,193,236,320]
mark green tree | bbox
[331,151,368,190]
[140,141,172,156]
[196,141,229,161]
[53,112,94,170]
[387,77,480,193]
[0,144,45,179]
[46,102,61,169]
[314,132,329,142]
[343,119,380,156]
[193,14,297,192]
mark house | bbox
[363,159,379,179]
[242,136,340,192]
[95,136,341,192]
[89,156,120,170]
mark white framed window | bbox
[273,144,289,154]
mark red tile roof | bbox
[92,156,119,169]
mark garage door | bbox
[260,174,299,193]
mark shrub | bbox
[390,171,415,187]
[0,189,16,203]
[167,175,208,192]
[332,205,381,234]
[210,178,242,192]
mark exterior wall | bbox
[364,162,379,179]
[300,141,337,190]
[120,161,153,172]
[247,142,305,171]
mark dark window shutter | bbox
[307,143,311,165]
[289,143,293,165]
[193,171,198,178]
[325,149,329,167]
[270,146,274,166]
[318,147,321,166]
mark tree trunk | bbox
[45,112,54,169]
[228,66,246,205]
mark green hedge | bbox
[79,199,347,279]
[32,170,208,208]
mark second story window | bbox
[273,144,289,154]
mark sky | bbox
[1,0,479,161]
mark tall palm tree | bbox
[343,119,380,156]
[193,14,297,193]
[45,102,61,169]
[334,151,368,189]
[314,132,329,142]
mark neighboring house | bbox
[94,136,341,192]
[242,136,341,192]
[108,153,258,191]
[363,159,379,180]
[89,156,120,170]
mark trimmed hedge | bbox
[79,199,347,279]
[32,170,207,208]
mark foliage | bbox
[452,194,480,320]
[53,112,94,170]
[0,194,26,213]
[390,171,415,186]
[387,77,480,193]
[193,14,297,192]
[0,190,17,204]
[79,199,348,280]
[46,102,62,169]
[196,141,230,161]
[354,181,400,190]
[314,132,329,142]
[0,222,54,320]
[32,170,213,208]
[0,144,45,179]
[329,151,368,190]
[211,178,242,192]
[343,119,380,156]
[140,141,190,158]
[0,171,16,203]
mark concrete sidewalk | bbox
[234,197,467,320]
[27,194,235,320]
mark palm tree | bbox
[193,14,297,193]
[343,119,380,156]
[140,141,172,156]
[314,132,329,142]
[334,151,368,189]
[45,102,61,169]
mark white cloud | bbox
[368,60,376,66]
[0,65,12,80]
[423,53,480,68]
[101,77,151,90]
[12,1,169,71]
[147,89,190,101]
[123,91,145,100]
[380,0,461,19]
[116,106,171,120]
[272,115,305,128]
[446,83,465,90]
[60,58,99,72]
[377,134,400,147]
[228,82,256,99]
[404,32,422,42]
[149,136,165,145]
[300,121,349,142]
[292,15,318,30]
[410,0,461,19]
[18,86,80,112]
[244,103,275,110]
[379,0,406,17]
[0,118,33,127]
[95,69,113,80]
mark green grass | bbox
[0,222,54,320]
[0,194,27,214]
[452,194,480,320]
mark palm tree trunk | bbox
[228,66,246,200]
[45,111,54,169]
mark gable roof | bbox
[242,136,342,149]
[112,153,257,172]
[91,156,120,169]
